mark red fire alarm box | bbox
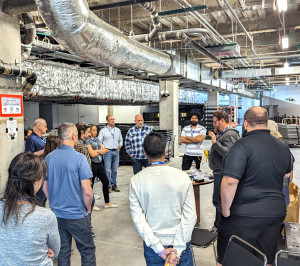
[0,94,23,117]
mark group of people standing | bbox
[0,107,293,266]
[129,107,292,266]
[0,113,155,265]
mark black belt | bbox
[109,149,118,151]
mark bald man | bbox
[125,114,153,174]
[217,107,292,266]
[25,118,48,206]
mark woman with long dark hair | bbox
[86,125,117,208]
[0,152,60,265]
[42,135,61,159]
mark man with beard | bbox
[180,112,206,171]
[125,114,153,174]
[208,111,239,232]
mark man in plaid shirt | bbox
[125,114,153,174]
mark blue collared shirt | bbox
[45,145,93,220]
[98,126,123,149]
[25,132,46,153]
[125,125,153,159]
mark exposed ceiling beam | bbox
[89,0,154,11]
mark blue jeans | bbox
[131,157,148,175]
[103,150,119,187]
[57,216,96,266]
[143,241,194,266]
[213,173,221,228]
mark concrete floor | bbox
[60,141,300,266]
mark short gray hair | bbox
[33,118,46,128]
[58,123,77,142]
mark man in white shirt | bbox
[180,112,206,170]
[129,132,196,266]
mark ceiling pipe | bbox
[21,13,36,62]
[134,30,232,69]
[35,0,172,75]
[0,63,37,97]
[133,28,220,45]
[139,2,162,40]
[90,0,154,11]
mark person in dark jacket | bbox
[208,111,239,231]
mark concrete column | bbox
[107,105,113,116]
[207,90,219,106]
[159,80,179,155]
[0,12,23,188]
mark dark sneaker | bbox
[112,185,120,192]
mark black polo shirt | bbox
[222,129,291,217]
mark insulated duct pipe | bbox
[35,0,172,75]
[0,64,37,97]
[139,2,162,40]
[21,13,36,61]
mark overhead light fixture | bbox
[277,0,287,12]
[282,35,289,49]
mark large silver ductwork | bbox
[35,0,172,75]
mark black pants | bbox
[91,161,110,203]
[217,215,285,265]
[181,155,202,170]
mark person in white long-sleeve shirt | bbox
[129,132,197,266]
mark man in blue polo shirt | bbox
[25,118,48,206]
[43,122,96,266]
[25,118,47,155]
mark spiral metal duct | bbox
[35,0,172,75]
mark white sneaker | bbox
[104,203,118,209]
[93,205,100,211]
[94,193,101,200]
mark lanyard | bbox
[216,126,230,140]
[107,126,115,139]
[91,137,99,150]
[190,125,196,137]
[148,161,165,167]
[79,139,88,150]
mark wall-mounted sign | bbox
[0,94,23,117]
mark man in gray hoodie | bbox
[208,111,239,231]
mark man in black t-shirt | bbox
[217,107,292,266]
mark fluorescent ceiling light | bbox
[277,0,287,12]
[282,36,289,49]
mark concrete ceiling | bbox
[88,0,300,69]
[2,0,300,92]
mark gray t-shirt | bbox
[0,201,60,265]
[85,137,102,163]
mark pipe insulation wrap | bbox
[24,60,160,101]
[35,0,172,75]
